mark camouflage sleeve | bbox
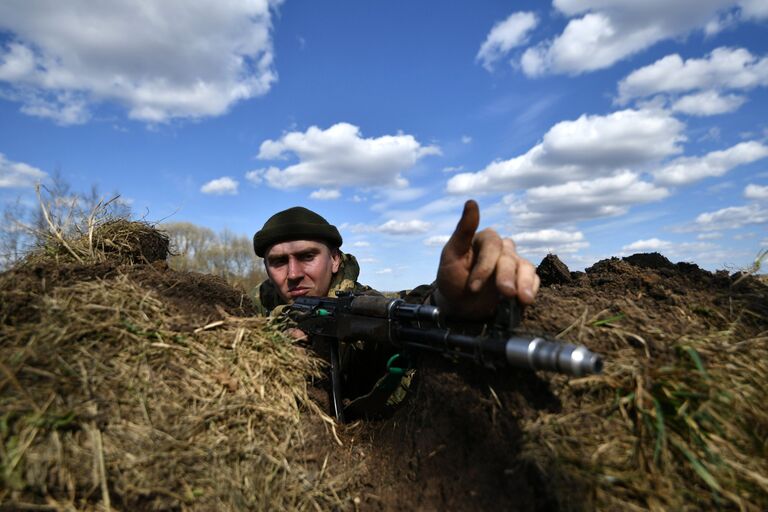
[249,281,270,317]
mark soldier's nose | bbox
[287,258,303,280]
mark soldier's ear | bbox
[330,248,341,273]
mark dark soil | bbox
[326,253,768,511]
[127,260,256,324]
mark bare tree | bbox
[162,222,266,292]
[0,198,30,268]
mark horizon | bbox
[1,1,767,290]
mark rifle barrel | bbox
[397,326,602,376]
[504,336,603,376]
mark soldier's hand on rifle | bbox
[286,327,308,343]
[434,199,540,319]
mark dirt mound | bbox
[336,254,768,511]
[622,251,676,270]
[0,223,350,511]
[2,228,766,511]
[1,259,254,329]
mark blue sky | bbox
[1,0,767,290]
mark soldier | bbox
[251,199,540,417]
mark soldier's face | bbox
[264,240,341,302]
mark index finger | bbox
[443,199,480,258]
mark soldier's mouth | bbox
[288,288,311,298]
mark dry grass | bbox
[0,218,355,510]
[520,300,768,511]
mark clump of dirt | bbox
[26,218,170,266]
[537,253,572,286]
[90,218,170,264]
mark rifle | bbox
[289,292,603,422]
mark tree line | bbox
[161,222,266,292]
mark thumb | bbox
[443,200,479,259]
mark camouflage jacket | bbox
[250,252,434,418]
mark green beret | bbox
[253,206,343,257]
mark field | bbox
[1,221,766,511]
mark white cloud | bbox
[622,238,673,251]
[338,222,370,234]
[377,219,431,235]
[310,188,341,200]
[352,241,370,248]
[695,203,768,230]
[707,181,735,193]
[522,12,652,76]
[505,171,669,228]
[615,237,724,261]
[653,141,768,186]
[0,42,35,81]
[461,135,473,144]
[477,12,538,71]
[375,268,393,275]
[513,229,584,244]
[18,92,91,125]
[704,10,740,34]
[521,1,753,77]
[671,90,747,116]
[424,235,450,247]
[745,183,768,200]
[697,232,723,240]
[201,177,239,195]
[447,109,684,194]
[707,1,768,33]
[617,47,768,104]
[380,197,467,239]
[245,169,268,185]
[370,187,428,212]
[539,109,684,167]
[342,218,435,236]
[0,0,280,124]
[0,153,47,187]
[258,123,440,190]
[512,229,588,255]
[700,126,722,142]
[740,0,768,19]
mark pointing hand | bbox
[434,200,540,319]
